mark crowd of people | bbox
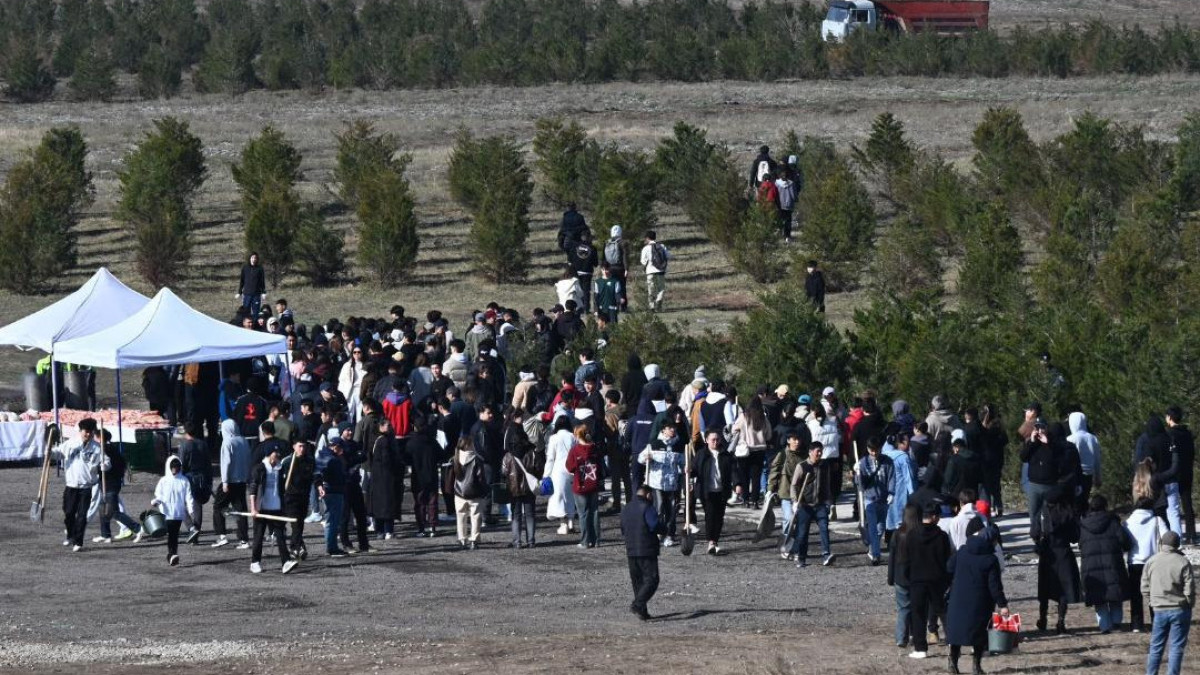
[41,246,1195,675]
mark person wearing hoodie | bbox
[892,400,916,434]
[1020,418,1061,541]
[566,424,604,548]
[450,437,489,549]
[151,455,197,567]
[1164,407,1194,542]
[567,229,599,313]
[883,432,917,538]
[925,395,962,459]
[1079,494,1133,633]
[442,339,470,390]
[639,424,685,547]
[211,418,251,549]
[625,396,658,491]
[769,430,807,557]
[978,405,1008,517]
[1067,411,1102,514]
[1036,493,1082,633]
[382,380,413,438]
[640,363,673,408]
[621,354,647,413]
[1127,497,1170,632]
[945,521,1011,675]
[280,439,315,560]
[905,504,953,660]
[246,442,298,574]
[603,225,630,311]
[1142,531,1195,675]
[943,438,983,502]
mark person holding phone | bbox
[1021,418,1062,540]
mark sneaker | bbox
[927,631,940,646]
[713,545,722,555]
[687,524,700,535]
[62,539,70,546]
[662,537,675,547]
[795,560,808,568]
[780,552,794,561]
[467,541,478,550]
[71,545,82,553]
[250,562,263,574]
[236,541,250,550]
[133,532,144,544]
[211,535,229,548]
[707,543,717,555]
[304,513,322,523]
[414,530,428,538]
[328,550,349,558]
[726,496,743,506]
[298,548,308,561]
[867,554,880,566]
[908,651,927,660]
[113,529,134,542]
[427,530,437,538]
[169,554,180,567]
[822,553,836,566]
[578,542,586,549]
[92,536,112,544]
[384,533,393,540]
[556,523,569,535]
[186,530,200,545]
[282,560,299,575]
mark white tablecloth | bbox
[0,420,47,461]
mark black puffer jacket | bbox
[1078,510,1132,605]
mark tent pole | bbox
[51,349,60,477]
[116,369,124,451]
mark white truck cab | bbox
[821,0,878,42]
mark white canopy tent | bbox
[52,287,287,447]
[0,268,151,431]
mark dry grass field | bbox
[0,72,1198,406]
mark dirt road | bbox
[0,464,1184,673]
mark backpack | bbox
[454,457,488,499]
[605,239,623,267]
[527,381,556,416]
[650,242,668,271]
[574,451,602,494]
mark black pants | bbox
[982,467,1003,516]
[653,489,678,539]
[627,556,660,613]
[909,581,947,652]
[252,510,290,564]
[608,451,632,510]
[166,519,182,559]
[743,451,766,503]
[63,486,92,546]
[1181,483,1196,541]
[284,494,308,554]
[577,273,593,313]
[340,484,370,551]
[212,483,249,541]
[702,493,727,543]
[1129,564,1147,630]
[412,485,439,532]
[1076,475,1094,516]
[779,209,793,239]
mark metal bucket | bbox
[987,628,1018,654]
[139,510,167,538]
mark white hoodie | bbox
[153,456,196,521]
[1067,412,1102,479]
[1125,508,1168,565]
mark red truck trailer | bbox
[821,0,990,41]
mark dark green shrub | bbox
[532,117,599,207]
[795,157,875,290]
[116,117,207,288]
[4,44,56,102]
[957,202,1026,314]
[334,120,409,209]
[292,214,346,286]
[194,0,260,94]
[654,121,718,207]
[137,44,182,99]
[868,216,943,307]
[594,145,657,243]
[972,107,1044,203]
[731,284,853,392]
[449,130,534,281]
[243,181,302,288]
[355,169,420,285]
[232,126,303,211]
[853,112,915,200]
[730,201,786,284]
[67,46,116,101]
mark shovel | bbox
[98,423,113,521]
[680,449,694,556]
[30,425,57,522]
[224,510,298,523]
[753,492,778,543]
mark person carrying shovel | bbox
[50,418,109,552]
[788,441,837,568]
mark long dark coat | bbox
[405,431,444,492]
[1078,510,1132,606]
[369,435,405,519]
[1037,503,1083,604]
[946,535,1008,647]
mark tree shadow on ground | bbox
[651,607,809,622]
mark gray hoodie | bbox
[1067,412,1102,481]
[219,418,252,485]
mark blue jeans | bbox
[790,503,830,561]
[895,585,912,646]
[1095,601,1123,633]
[1146,607,1191,675]
[1164,483,1182,534]
[323,493,345,553]
[241,293,261,318]
[1026,482,1056,538]
[863,500,887,559]
[780,499,795,552]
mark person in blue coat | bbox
[946,522,1011,674]
[884,432,917,535]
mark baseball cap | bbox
[822,386,835,397]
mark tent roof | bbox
[0,268,150,352]
[52,288,286,369]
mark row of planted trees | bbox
[5,0,1200,103]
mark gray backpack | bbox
[604,239,623,267]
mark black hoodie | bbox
[905,522,953,585]
[621,354,647,408]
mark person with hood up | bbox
[603,225,630,311]
[449,437,489,549]
[1036,492,1082,633]
[211,418,251,549]
[925,395,962,455]
[464,314,492,361]
[640,363,673,407]
[625,395,659,491]
[1126,497,1169,632]
[1079,494,1133,633]
[639,423,685,547]
[544,416,579,535]
[621,354,647,413]
[382,380,413,438]
[151,455,197,566]
[246,442,298,574]
[1067,411,1102,514]
[945,521,1011,675]
[892,400,916,433]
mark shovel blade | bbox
[680,533,694,556]
[30,501,43,522]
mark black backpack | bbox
[650,242,668,271]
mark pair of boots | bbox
[1037,600,1068,634]
[948,646,983,674]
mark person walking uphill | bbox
[621,484,666,621]
[1143,531,1195,675]
[151,456,197,567]
[237,252,267,318]
[640,231,668,313]
[945,522,1011,675]
[50,418,110,552]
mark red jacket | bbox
[757,181,779,208]
[382,393,412,437]
[565,442,602,495]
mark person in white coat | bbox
[337,345,368,423]
[808,405,841,460]
[1126,497,1170,632]
[543,416,578,535]
[151,455,196,567]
